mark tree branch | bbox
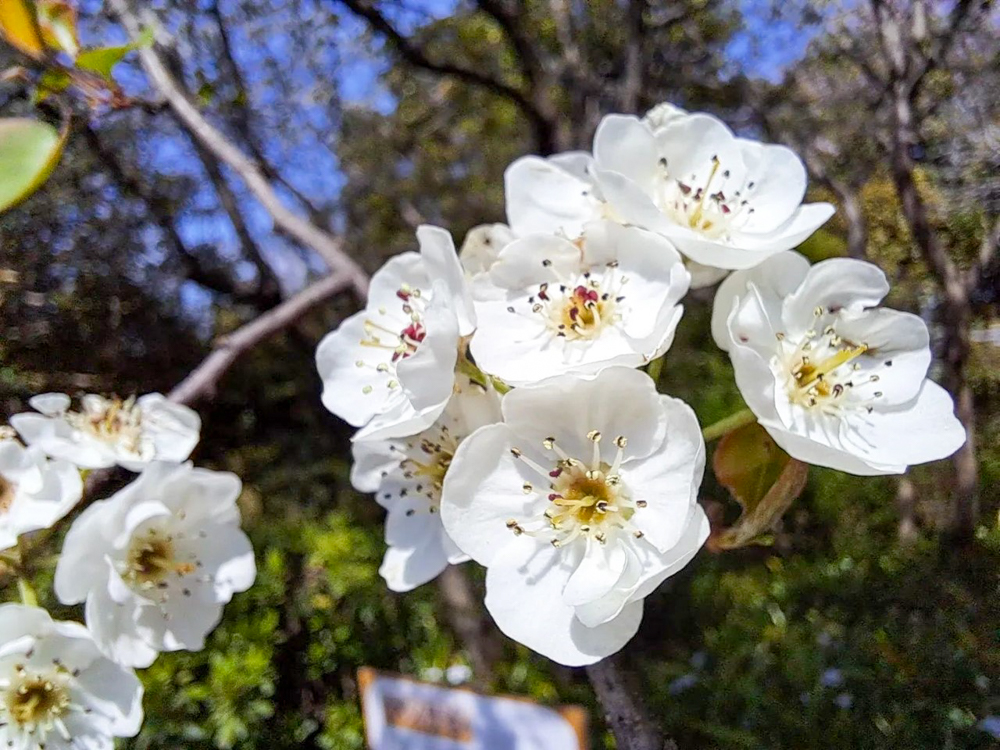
[169,271,356,406]
[437,566,503,688]
[336,0,557,152]
[587,652,677,750]
[473,0,543,82]
[207,0,330,222]
[108,0,369,300]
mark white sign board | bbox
[358,668,587,750]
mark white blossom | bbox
[721,255,966,474]
[316,225,475,441]
[351,375,502,592]
[0,604,143,750]
[591,107,834,270]
[54,462,256,668]
[0,441,81,550]
[459,223,516,277]
[469,220,690,385]
[10,393,200,471]
[440,367,708,666]
[642,102,689,130]
[504,152,611,239]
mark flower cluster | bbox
[0,392,255,747]
[318,101,966,667]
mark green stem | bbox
[702,408,757,442]
[456,356,510,394]
[17,577,38,607]
[645,356,665,386]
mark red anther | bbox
[396,289,411,301]
[549,468,562,477]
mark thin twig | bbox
[107,0,369,300]
[169,271,355,406]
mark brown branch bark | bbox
[108,0,369,301]
[437,566,503,687]
[587,652,676,750]
[168,270,355,406]
[877,4,979,538]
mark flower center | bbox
[777,308,887,415]
[355,284,429,395]
[508,263,626,344]
[64,396,143,454]
[0,476,16,515]
[655,155,756,241]
[5,669,71,729]
[397,424,460,510]
[505,432,647,548]
[124,527,195,590]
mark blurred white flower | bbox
[445,664,473,685]
[316,226,476,441]
[0,441,81,550]
[10,393,200,471]
[591,108,834,270]
[469,221,689,385]
[458,223,516,276]
[0,604,143,750]
[642,102,689,131]
[351,376,502,591]
[441,368,708,666]
[722,255,966,474]
[54,462,256,668]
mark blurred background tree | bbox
[1,0,999,748]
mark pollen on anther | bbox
[636,500,648,508]
[587,430,602,442]
[362,385,373,394]
[614,435,627,448]
[542,437,555,450]
[522,482,533,494]
[510,447,522,458]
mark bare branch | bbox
[207,0,329,221]
[587,653,677,750]
[620,0,646,114]
[337,0,557,152]
[437,566,503,687]
[108,0,369,300]
[169,271,356,406]
[473,0,543,82]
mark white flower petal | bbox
[625,396,705,553]
[501,368,666,463]
[417,225,476,336]
[379,538,452,593]
[28,392,71,415]
[782,258,889,332]
[440,423,546,566]
[593,114,659,191]
[711,250,811,351]
[505,155,598,237]
[484,535,644,666]
[562,537,629,607]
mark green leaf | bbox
[710,421,809,550]
[0,117,68,213]
[75,26,154,81]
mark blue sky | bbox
[80,0,818,321]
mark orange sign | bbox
[358,668,588,749]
